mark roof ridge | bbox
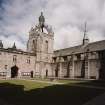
[54,39,105,52]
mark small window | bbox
[53,57,56,63]
[33,40,35,44]
[13,55,17,62]
[91,52,96,55]
[85,61,88,66]
[5,65,7,69]
[63,56,67,61]
[32,40,35,49]
[77,54,81,60]
[27,57,30,64]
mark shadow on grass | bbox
[70,80,105,88]
[0,81,104,105]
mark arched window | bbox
[32,40,35,49]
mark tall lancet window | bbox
[13,55,17,63]
[32,40,35,50]
[45,40,48,53]
[32,40,37,52]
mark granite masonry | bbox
[0,12,105,80]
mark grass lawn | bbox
[0,79,50,91]
[0,79,104,105]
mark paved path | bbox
[21,78,64,85]
[71,84,105,90]
[83,92,105,105]
[0,99,13,105]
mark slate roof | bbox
[0,47,35,56]
[86,40,105,52]
[54,40,105,57]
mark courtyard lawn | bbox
[0,79,50,91]
[0,79,104,105]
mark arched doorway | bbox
[30,71,33,78]
[55,69,58,77]
[11,65,19,78]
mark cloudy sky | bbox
[0,0,105,50]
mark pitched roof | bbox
[54,40,105,57]
[86,40,105,52]
[54,45,83,57]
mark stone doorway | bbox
[11,65,19,78]
[30,71,33,78]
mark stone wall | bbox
[0,51,35,78]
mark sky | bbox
[0,0,105,50]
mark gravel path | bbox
[83,92,105,105]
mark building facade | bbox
[0,13,105,80]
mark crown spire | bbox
[39,12,45,32]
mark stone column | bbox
[72,55,75,78]
[59,62,62,78]
[6,69,11,78]
[88,60,90,79]
[18,70,21,79]
[96,69,99,80]
[96,60,100,80]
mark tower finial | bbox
[0,40,3,48]
[12,42,16,49]
[84,22,87,39]
[83,22,89,45]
